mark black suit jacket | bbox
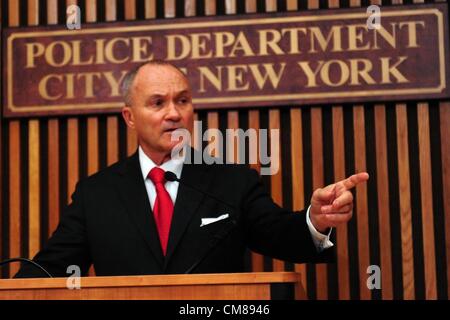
[15,151,333,278]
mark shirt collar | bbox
[138,146,184,181]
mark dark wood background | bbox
[0,0,449,300]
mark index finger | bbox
[342,172,369,190]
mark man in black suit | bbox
[15,61,368,278]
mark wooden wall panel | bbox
[396,103,415,300]
[374,105,393,300]
[333,106,350,300]
[311,107,328,300]
[0,0,448,300]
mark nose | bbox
[165,100,182,122]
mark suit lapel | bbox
[115,152,165,268]
[164,160,211,267]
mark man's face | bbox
[122,64,194,157]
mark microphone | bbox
[164,171,237,274]
[0,258,53,278]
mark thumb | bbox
[312,185,336,204]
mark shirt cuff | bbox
[306,205,334,252]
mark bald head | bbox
[121,61,188,107]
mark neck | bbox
[140,144,171,166]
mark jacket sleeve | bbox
[14,181,92,278]
[241,168,334,264]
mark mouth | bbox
[163,127,181,133]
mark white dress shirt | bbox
[138,146,333,252]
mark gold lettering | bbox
[191,33,212,59]
[198,66,223,92]
[38,74,63,100]
[131,36,154,62]
[281,28,307,54]
[65,73,75,98]
[380,56,408,84]
[214,32,235,58]
[309,26,343,53]
[104,71,128,96]
[348,24,370,51]
[349,59,375,85]
[248,63,286,89]
[297,61,324,87]
[229,32,255,57]
[373,23,397,49]
[166,35,191,60]
[25,42,45,68]
[104,38,130,64]
[227,65,249,91]
[258,29,283,56]
[45,41,72,67]
[320,60,349,87]
[77,72,102,98]
[71,40,94,66]
[399,21,425,48]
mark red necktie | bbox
[148,167,174,256]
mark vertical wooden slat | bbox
[225,0,236,14]
[85,0,99,178]
[164,0,175,18]
[145,0,156,19]
[311,107,328,300]
[333,106,350,300]
[353,105,370,300]
[8,0,19,26]
[105,0,116,21]
[86,0,97,22]
[8,0,20,278]
[245,0,256,13]
[125,0,136,20]
[205,0,216,15]
[349,0,361,7]
[308,0,319,9]
[374,105,393,300]
[67,119,79,203]
[185,0,195,16]
[290,108,307,293]
[107,117,119,165]
[328,0,339,8]
[286,0,297,10]
[47,1,59,237]
[27,0,39,24]
[28,120,40,258]
[122,0,137,155]
[192,113,200,150]
[265,0,276,12]
[396,103,415,300]
[227,111,239,163]
[48,120,60,235]
[440,102,450,299]
[248,110,264,272]
[47,0,58,24]
[87,118,99,176]
[27,0,41,259]
[9,122,21,277]
[417,103,437,299]
[269,109,284,272]
[206,112,218,157]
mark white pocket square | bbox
[200,214,229,227]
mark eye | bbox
[178,96,191,104]
[150,98,164,107]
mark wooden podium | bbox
[0,272,306,300]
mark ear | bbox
[122,106,135,129]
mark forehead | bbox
[134,64,190,95]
